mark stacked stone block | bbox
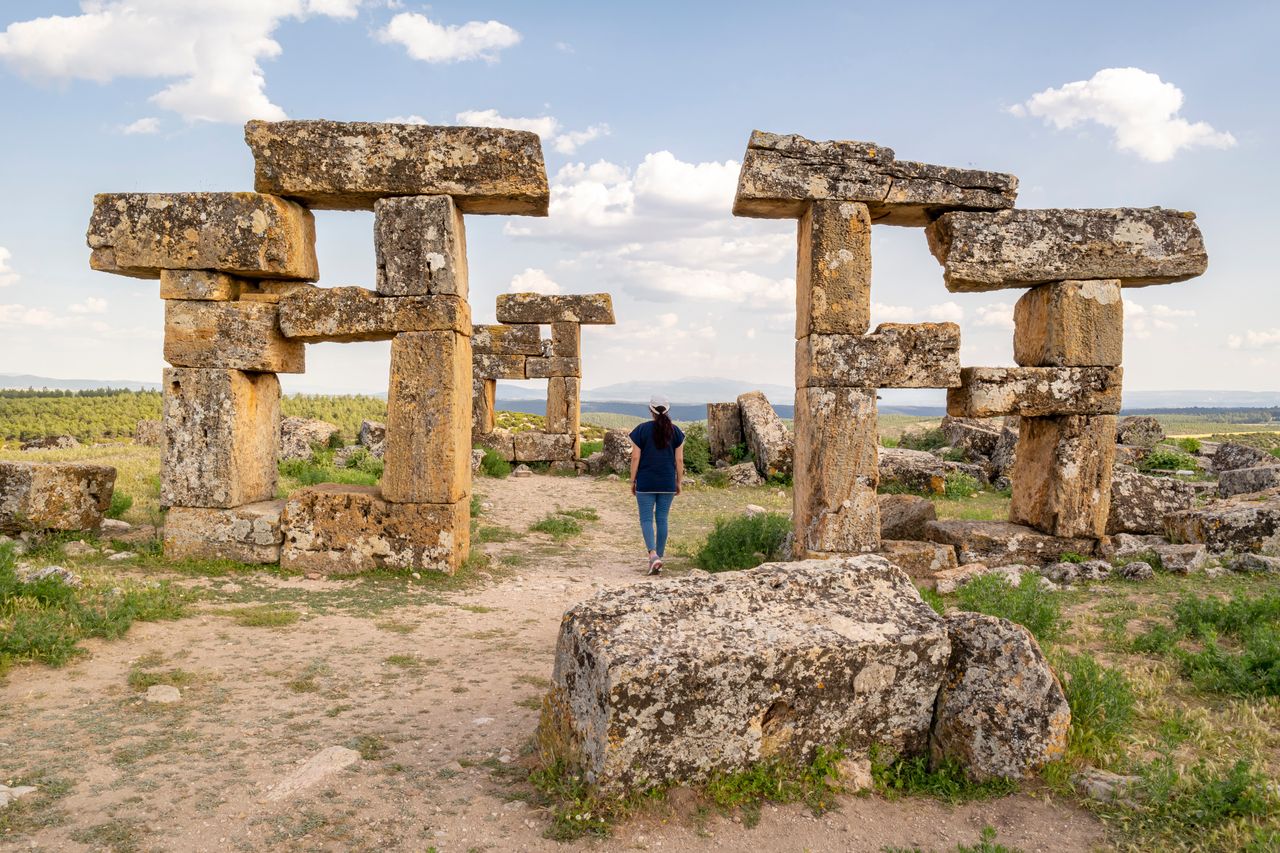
[471,294,615,466]
[88,120,550,573]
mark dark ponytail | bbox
[653,409,674,449]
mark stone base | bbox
[0,461,116,534]
[164,501,283,564]
[924,520,1097,567]
[474,429,516,462]
[280,484,468,574]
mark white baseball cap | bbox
[649,394,670,414]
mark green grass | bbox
[942,472,981,500]
[529,514,583,539]
[1053,651,1136,764]
[214,604,300,628]
[871,748,1018,803]
[694,512,790,572]
[1176,436,1203,454]
[126,665,198,691]
[476,524,522,543]
[278,448,381,490]
[1139,447,1198,473]
[106,491,133,520]
[557,507,599,521]
[477,448,512,478]
[578,439,603,458]
[898,427,947,451]
[954,573,1062,642]
[702,745,846,827]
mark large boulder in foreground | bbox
[931,613,1070,781]
[541,556,950,791]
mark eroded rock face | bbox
[374,195,468,297]
[733,131,1017,225]
[1013,280,1123,367]
[706,402,745,461]
[947,367,1122,418]
[1218,466,1280,498]
[495,293,615,325]
[940,417,1002,460]
[1010,415,1117,539]
[244,120,550,215]
[796,200,871,336]
[164,501,283,564]
[164,300,305,373]
[545,378,581,435]
[931,613,1070,781]
[793,387,880,553]
[876,539,958,580]
[159,269,251,301]
[277,288,470,343]
[878,494,937,541]
[1107,470,1198,535]
[1115,416,1164,449]
[1212,442,1272,472]
[927,207,1208,291]
[0,461,116,534]
[541,556,951,790]
[924,520,1096,567]
[797,324,961,389]
[1165,495,1280,554]
[279,485,468,574]
[726,461,764,487]
[87,192,318,280]
[134,419,163,447]
[279,417,340,461]
[737,391,793,478]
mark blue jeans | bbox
[636,492,675,556]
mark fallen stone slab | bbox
[706,402,745,461]
[495,293,615,324]
[245,120,550,215]
[878,493,937,541]
[514,431,577,463]
[1165,495,1280,554]
[358,420,386,457]
[280,485,468,574]
[1114,416,1164,448]
[733,131,1017,225]
[164,300,305,373]
[924,520,1097,567]
[264,746,361,802]
[878,447,987,495]
[1231,553,1280,574]
[20,435,79,451]
[927,207,1208,291]
[145,685,182,704]
[88,192,318,280]
[374,195,468,297]
[794,387,880,554]
[940,417,1003,460]
[726,461,765,486]
[1013,280,1123,367]
[876,539,958,580]
[931,613,1069,781]
[541,556,950,790]
[947,367,1122,418]
[737,391,793,478]
[277,288,470,343]
[1011,415,1117,539]
[164,501,284,564]
[474,428,516,463]
[1152,543,1208,575]
[797,323,961,388]
[472,324,544,356]
[1074,768,1142,806]
[1212,442,1272,472]
[797,200,871,335]
[0,784,38,809]
[0,461,116,534]
[1042,559,1113,584]
[1107,470,1198,535]
[1218,465,1280,498]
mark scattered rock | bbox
[879,447,986,495]
[600,429,634,474]
[878,493,936,541]
[0,784,38,808]
[1165,495,1280,554]
[1116,560,1155,580]
[1212,442,1272,473]
[924,520,1096,567]
[1218,465,1280,498]
[1107,470,1198,535]
[1074,768,1141,805]
[62,540,96,559]
[933,562,1026,594]
[1104,532,1168,558]
[1042,560,1112,584]
[357,420,386,457]
[15,565,80,587]
[264,746,361,802]
[145,685,182,704]
[1153,543,1208,575]
[471,449,486,473]
[100,518,132,535]
[1114,416,1164,448]
[107,551,137,562]
[835,756,874,792]
[876,540,958,580]
[279,416,340,461]
[1230,553,1280,574]
[20,435,80,451]
[512,464,533,479]
[940,416,1003,460]
[744,504,767,517]
[725,462,763,487]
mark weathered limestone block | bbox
[161,368,279,508]
[495,293,615,325]
[1010,415,1116,538]
[797,201,871,336]
[474,353,528,380]
[1212,442,1272,472]
[541,556,950,790]
[933,563,1028,595]
[472,378,496,436]
[941,416,1004,460]
[88,192,318,280]
[164,501,283,564]
[159,270,250,301]
[358,420,386,457]
[1114,416,1165,448]
[878,448,988,495]
[0,461,116,534]
[737,391,793,478]
[374,195,468,297]
[279,417,340,461]
[279,485,468,574]
[472,324,543,355]
[134,419,163,447]
[879,494,937,541]
[526,357,581,379]
[245,119,550,215]
[382,332,471,504]
[947,367,1122,418]
[706,402,745,461]
[924,520,1097,567]
[1107,470,1198,535]
[546,378,581,436]
[726,461,765,486]
[931,613,1070,781]
[549,322,581,357]
[514,431,577,463]
[1013,280,1123,367]
[164,300,305,373]
[876,539,957,579]
[277,288,469,343]
[1219,466,1280,498]
[474,428,516,462]
[601,429,634,473]
[797,324,961,388]
[733,131,1017,225]
[927,207,1208,291]
[793,387,880,553]
[1166,495,1280,554]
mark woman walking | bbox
[629,394,684,575]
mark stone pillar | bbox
[473,377,496,436]
[706,402,744,461]
[1009,415,1117,538]
[793,387,880,555]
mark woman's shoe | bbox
[647,555,662,575]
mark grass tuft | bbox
[694,513,790,572]
[1053,651,1136,763]
[215,605,300,628]
[954,572,1062,642]
[477,448,512,478]
[871,748,1018,803]
[530,514,583,539]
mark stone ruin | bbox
[0,460,116,536]
[731,130,1207,566]
[472,293,616,471]
[85,120,554,574]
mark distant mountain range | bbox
[0,373,162,392]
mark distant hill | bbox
[580,377,795,405]
[0,373,160,392]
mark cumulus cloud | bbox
[120,117,160,135]
[633,152,739,214]
[0,247,18,287]
[0,303,59,327]
[509,268,561,295]
[378,12,519,63]
[1010,67,1236,162]
[1126,301,1196,339]
[1227,329,1280,351]
[455,109,608,155]
[873,301,966,323]
[70,296,108,314]
[975,302,1015,329]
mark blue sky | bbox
[0,1,1274,397]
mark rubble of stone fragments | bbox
[87,119,551,573]
[471,294,615,470]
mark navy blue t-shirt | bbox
[629,421,685,493]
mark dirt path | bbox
[2,475,1108,852]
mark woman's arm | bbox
[675,445,684,495]
[630,445,641,494]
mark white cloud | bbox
[623,262,791,305]
[70,296,108,314]
[0,247,18,287]
[0,1,372,124]
[1126,301,1196,339]
[378,12,519,63]
[384,114,429,124]
[0,303,59,327]
[975,302,1015,329]
[1011,67,1236,162]
[120,116,160,135]
[874,301,966,324]
[455,109,608,155]
[1227,329,1280,351]
[509,268,561,295]
[552,124,609,155]
[633,151,739,213]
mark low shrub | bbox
[871,747,1017,803]
[279,449,380,487]
[704,746,845,827]
[955,573,1062,643]
[1054,651,1136,763]
[1139,447,1198,473]
[477,448,512,478]
[106,492,133,520]
[899,428,947,452]
[681,423,712,474]
[530,514,583,539]
[694,513,790,572]
[942,472,981,499]
[1176,436,1202,454]
[728,442,751,464]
